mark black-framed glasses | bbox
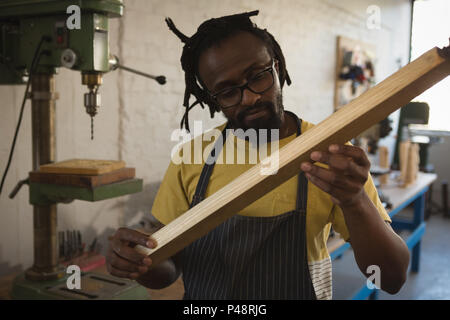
[210,59,278,109]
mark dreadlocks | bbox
[165,10,291,132]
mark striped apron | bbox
[181,111,316,300]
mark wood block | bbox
[39,159,126,175]
[379,146,389,185]
[379,146,389,168]
[29,167,135,188]
[399,141,410,183]
[134,45,450,267]
[404,143,420,187]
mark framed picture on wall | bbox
[334,36,376,111]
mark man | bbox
[106,11,410,300]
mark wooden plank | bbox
[135,45,450,266]
[29,167,135,188]
[39,159,126,175]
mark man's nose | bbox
[241,88,261,107]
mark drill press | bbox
[1,0,120,139]
[0,0,156,299]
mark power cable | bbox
[0,36,50,196]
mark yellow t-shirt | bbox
[151,119,391,299]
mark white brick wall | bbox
[0,0,411,274]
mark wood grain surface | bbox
[29,168,135,188]
[39,159,126,175]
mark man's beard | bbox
[231,93,284,131]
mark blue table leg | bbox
[413,192,426,226]
[411,193,426,272]
[411,241,421,272]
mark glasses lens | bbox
[215,66,275,109]
[216,88,241,108]
[248,69,274,93]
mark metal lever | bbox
[109,55,166,85]
[9,177,29,199]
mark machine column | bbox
[25,73,61,281]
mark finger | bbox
[310,150,330,164]
[116,227,157,248]
[309,151,353,175]
[326,154,368,183]
[301,162,361,193]
[305,172,361,205]
[310,151,348,171]
[328,144,370,168]
[111,237,150,264]
[107,264,140,280]
[302,163,361,193]
[309,151,368,183]
[304,171,334,195]
[302,162,336,183]
[347,161,369,184]
[108,250,149,274]
[326,155,368,184]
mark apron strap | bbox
[283,111,307,212]
[282,111,307,212]
[190,123,230,208]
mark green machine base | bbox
[11,271,150,300]
[29,178,143,205]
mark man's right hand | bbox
[106,227,157,280]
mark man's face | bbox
[198,32,284,131]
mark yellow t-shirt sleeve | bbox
[330,173,392,242]
[151,161,190,226]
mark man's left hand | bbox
[300,144,370,208]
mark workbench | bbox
[330,171,437,300]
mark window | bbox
[411,0,450,130]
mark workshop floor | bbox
[332,209,450,300]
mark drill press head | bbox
[0,0,124,139]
